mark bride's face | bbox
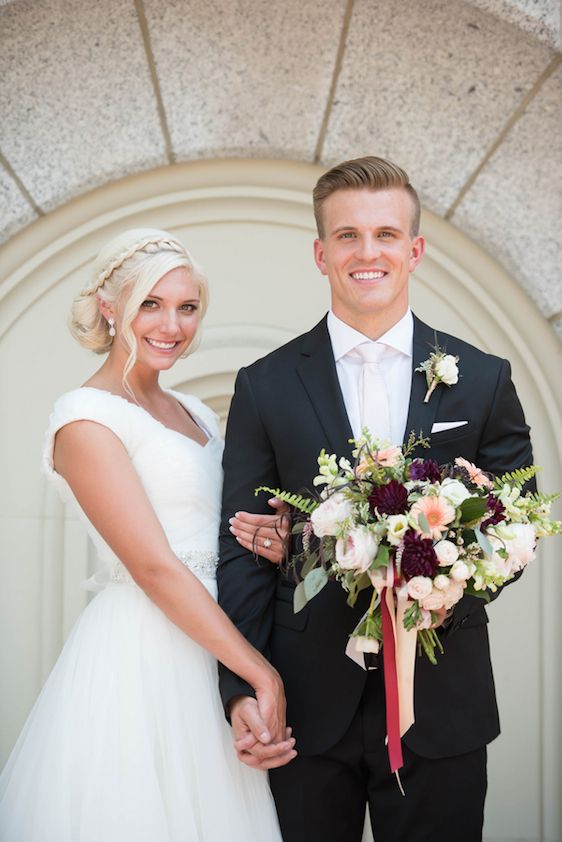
[128,267,201,371]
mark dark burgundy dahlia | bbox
[368,479,408,516]
[408,459,441,484]
[400,529,439,580]
[481,494,506,530]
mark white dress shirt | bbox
[327,309,414,445]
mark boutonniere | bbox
[416,345,459,403]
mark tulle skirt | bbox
[0,581,282,842]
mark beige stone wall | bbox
[0,0,561,337]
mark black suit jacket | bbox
[218,314,533,758]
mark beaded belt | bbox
[109,549,218,584]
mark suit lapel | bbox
[296,314,448,459]
[296,317,355,461]
[404,316,444,446]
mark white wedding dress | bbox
[0,387,282,842]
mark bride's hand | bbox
[228,498,290,564]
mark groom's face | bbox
[313,188,424,332]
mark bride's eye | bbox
[140,300,158,309]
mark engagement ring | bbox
[263,538,272,548]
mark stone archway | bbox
[1,159,560,841]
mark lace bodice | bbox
[43,387,224,585]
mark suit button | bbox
[459,617,468,627]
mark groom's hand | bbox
[229,696,297,770]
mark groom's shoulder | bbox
[420,319,506,370]
[243,317,327,376]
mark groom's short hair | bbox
[313,156,421,239]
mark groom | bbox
[218,156,533,841]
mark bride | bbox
[0,229,293,841]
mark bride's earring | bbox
[108,317,116,337]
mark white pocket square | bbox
[431,421,468,433]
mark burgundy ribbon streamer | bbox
[381,586,403,774]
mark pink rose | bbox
[421,588,446,611]
[505,523,537,571]
[335,527,378,573]
[487,536,514,579]
[442,580,465,610]
[310,492,352,537]
[406,576,433,601]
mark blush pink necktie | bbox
[354,342,391,444]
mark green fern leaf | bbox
[493,465,539,490]
[254,486,318,514]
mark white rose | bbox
[335,527,378,573]
[310,492,353,537]
[354,636,380,654]
[406,576,433,601]
[386,514,409,546]
[485,536,514,579]
[434,574,451,591]
[504,523,537,572]
[442,580,465,610]
[450,560,471,582]
[421,588,446,611]
[439,478,471,508]
[435,354,459,385]
[434,539,459,567]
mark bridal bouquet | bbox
[257,431,560,776]
[257,431,561,664]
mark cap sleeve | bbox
[42,388,134,482]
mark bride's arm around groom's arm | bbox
[218,366,297,770]
[54,416,287,755]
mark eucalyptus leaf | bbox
[304,567,329,601]
[293,580,308,613]
[372,544,389,569]
[356,572,372,593]
[346,581,358,607]
[300,552,319,578]
[474,527,494,557]
[417,511,431,534]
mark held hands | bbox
[229,498,290,565]
[230,695,297,771]
[229,666,296,771]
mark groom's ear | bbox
[408,235,425,273]
[313,238,328,276]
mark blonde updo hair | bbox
[70,228,209,387]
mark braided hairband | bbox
[89,236,187,295]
